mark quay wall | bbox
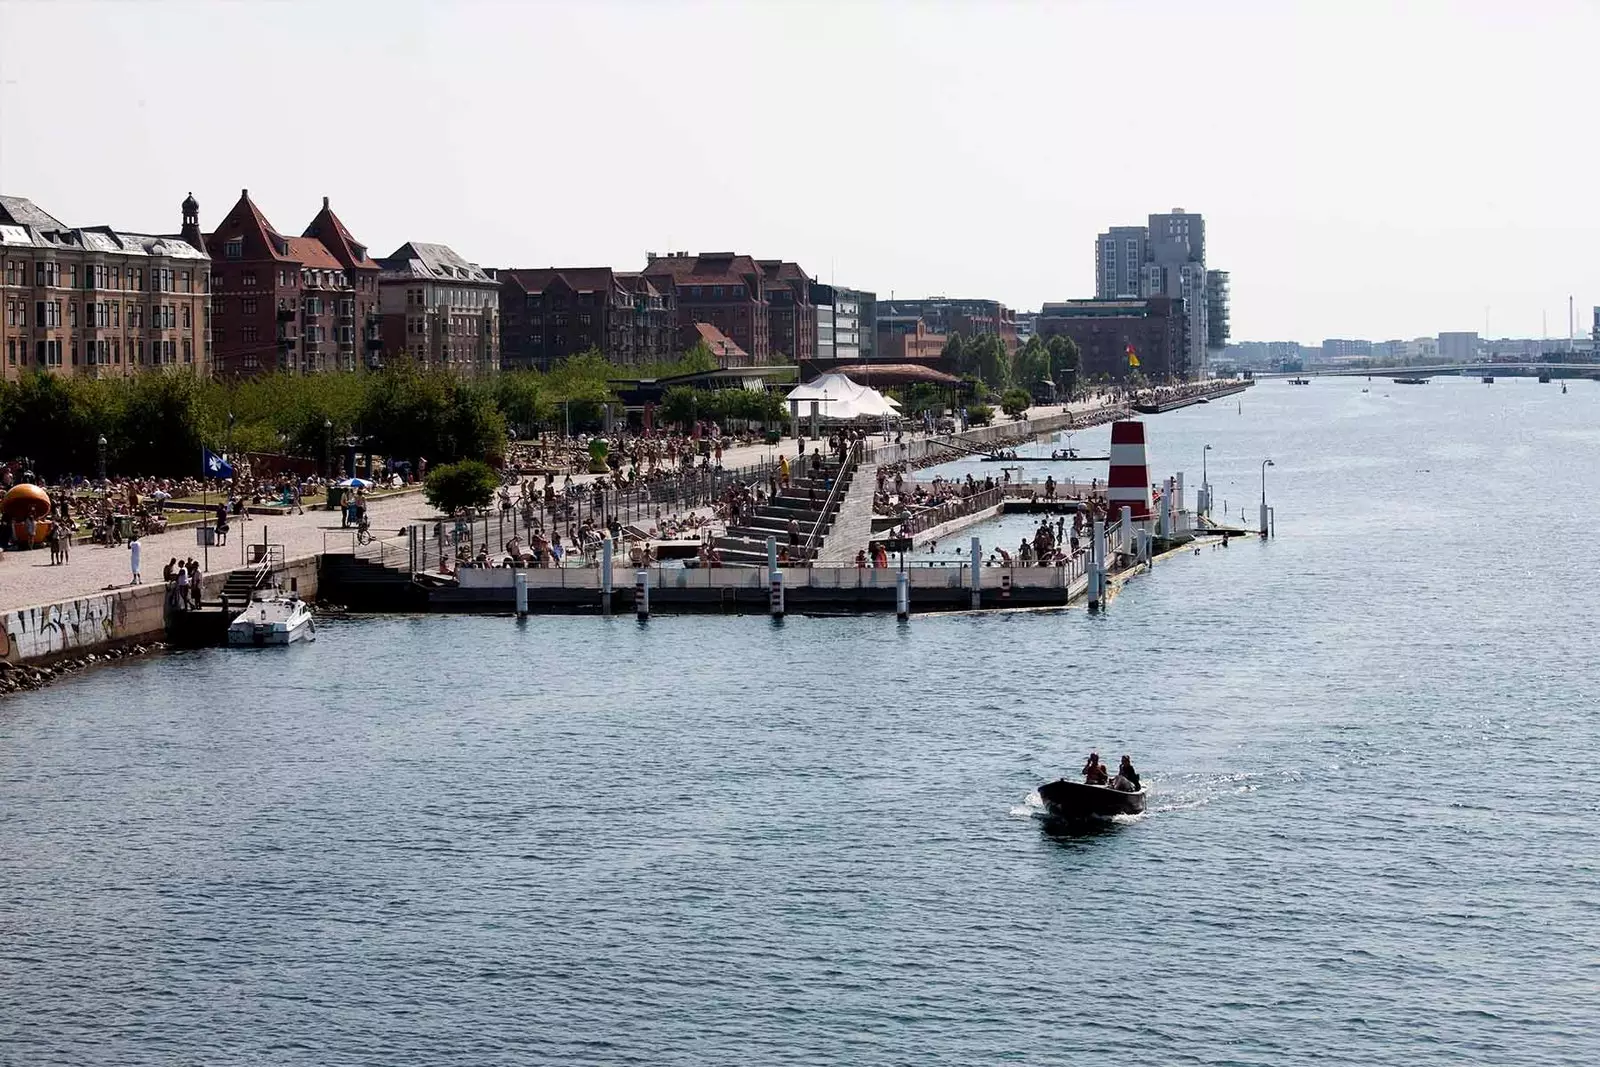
[0,553,319,667]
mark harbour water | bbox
[2,377,1598,1065]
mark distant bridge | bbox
[1261,362,1600,380]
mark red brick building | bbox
[758,260,816,363]
[205,191,381,375]
[1036,297,1188,382]
[498,267,675,371]
[641,252,769,365]
[875,314,948,363]
[679,321,748,364]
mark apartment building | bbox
[205,190,382,375]
[1,193,211,380]
[498,267,676,371]
[378,242,499,374]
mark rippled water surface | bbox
[3,378,1598,1065]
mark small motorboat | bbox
[1038,778,1146,820]
[1481,375,1494,384]
[228,592,316,646]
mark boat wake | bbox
[1015,769,1289,822]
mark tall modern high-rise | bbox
[1144,209,1208,378]
[1093,209,1214,377]
[1094,226,1147,300]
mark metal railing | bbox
[901,486,1003,536]
[803,440,861,558]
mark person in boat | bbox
[1110,755,1141,792]
[1082,752,1109,785]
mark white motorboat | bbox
[227,592,315,646]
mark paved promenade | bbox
[0,396,1119,614]
[0,489,443,613]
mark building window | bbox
[242,271,257,287]
[183,338,192,363]
[241,297,256,315]
[225,238,243,260]
[182,305,192,328]
[181,270,191,293]
[69,302,78,327]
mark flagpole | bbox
[202,447,209,575]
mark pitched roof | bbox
[284,236,343,270]
[379,241,494,284]
[502,267,620,294]
[643,252,764,290]
[0,195,68,231]
[681,321,748,361]
[834,363,960,385]
[758,259,811,286]
[206,189,296,262]
[303,197,377,270]
[615,271,666,297]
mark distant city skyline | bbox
[0,0,1595,343]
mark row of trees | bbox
[0,345,732,480]
[943,333,1082,394]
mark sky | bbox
[0,0,1596,345]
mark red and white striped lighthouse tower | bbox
[1106,420,1153,521]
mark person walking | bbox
[188,558,203,608]
[175,560,190,609]
[128,534,142,585]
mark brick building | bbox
[1,194,211,380]
[641,252,769,365]
[758,260,816,363]
[377,242,499,374]
[1035,297,1188,382]
[874,314,948,363]
[877,297,1017,355]
[498,267,675,371]
[679,321,748,364]
[204,190,382,375]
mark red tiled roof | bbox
[759,259,811,285]
[285,236,342,270]
[644,253,763,289]
[303,199,377,269]
[503,267,619,294]
[682,321,748,360]
[205,189,296,263]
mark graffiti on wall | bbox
[1,592,131,662]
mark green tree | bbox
[967,334,1011,391]
[966,401,994,426]
[1000,387,1033,418]
[901,383,945,416]
[1047,335,1081,396]
[942,334,969,376]
[423,459,500,514]
[1013,336,1052,392]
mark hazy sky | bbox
[1,0,1595,344]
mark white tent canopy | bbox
[786,372,900,420]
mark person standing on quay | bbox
[128,534,142,585]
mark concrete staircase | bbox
[816,460,878,564]
[713,450,857,566]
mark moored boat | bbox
[1038,778,1146,819]
[227,592,316,647]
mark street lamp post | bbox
[1201,443,1213,516]
[323,419,333,480]
[1259,458,1274,538]
[97,434,107,488]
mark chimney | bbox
[241,188,249,198]
[323,196,330,210]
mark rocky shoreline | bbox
[0,642,169,696]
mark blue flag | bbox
[202,448,234,480]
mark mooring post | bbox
[635,568,649,621]
[1175,472,1186,534]
[514,570,528,618]
[969,536,982,610]
[601,537,614,616]
[896,562,909,621]
[767,536,784,620]
[1090,519,1107,611]
[1120,506,1132,564]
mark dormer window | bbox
[224,238,243,260]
